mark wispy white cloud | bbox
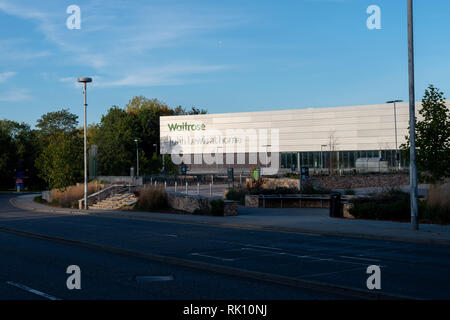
[0,89,31,102]
[0,72,17,83]
[98,64,229,87]
[0,0,241,86]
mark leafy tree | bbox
[0,120,43,189]
[174,106,208,115]
[36,109,78,137]
[35,131,83,189]
[92,96,189,176]
[34,109,83,189]
[401,85,450,181]
[0,125,17,188]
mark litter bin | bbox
[329,193,342,218]
[253,168,261,179]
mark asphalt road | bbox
[0,193,449,300]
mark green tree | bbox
[34,110,83,189]
[35,131,83,189]
[0,120,43,189]
[0,125,17,188]
[36,109,78,138]
[400,85,450,181]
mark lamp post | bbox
[153,143,164,174]
[387,100,403,170]
[77,77,92,210]
[216,146,223,174]
[134,139,139,177]
[407,0,418,230]
[320,145,327,170]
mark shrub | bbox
[422,183,450,224]
[135,184,167,211]
[225,187,247,205]
[349,189,411,221]
[300,183,332,195]
[248,187,300,195]
[210,199,225,216]
[349,186,450,224]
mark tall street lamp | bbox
[77,77,92,210]
[320,145,327,170]
[407,0,419,230]
[386,100,403,170]
[153,143,164,174]
[135,139,139,177]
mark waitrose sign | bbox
[168,122,206,132]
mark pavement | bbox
[10,193,450,246]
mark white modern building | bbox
[160,102,448,174]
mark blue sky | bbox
[0,0,449,127]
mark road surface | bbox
[0,193,449,300]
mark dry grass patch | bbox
[135,184,167,211]
[51,181,107,208]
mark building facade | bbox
[160,102,448,174]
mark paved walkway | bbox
[10,193,450,246]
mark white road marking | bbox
[191,253,235,261]
[302,266,364,279]
[243,244,283,251]
[165,234,178,238]
[135,275,174,282]
[339,255,381,262]
[6,281,61,300]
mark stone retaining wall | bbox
[246,178,300,190]
[166,192,210,213]
[312,174,409,190]
[166,192,238,216]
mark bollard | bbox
[211,175,214,185]
[175,181,177,192]
[197,182,200,195]
[164,181,167,189]
[185,182,188,194]
[209,183,212,197]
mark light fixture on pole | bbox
[320,145,327,170]
[77,77,92,210]
[135,139,139,177]
[407,0,419,230]
[153,143,164,174]
[386,100,403,170]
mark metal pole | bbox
[393,102,399,170]
[136,141,139,177]
[83,82,88,210]
[408,0,419,230]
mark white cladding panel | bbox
[160,102,447,154]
